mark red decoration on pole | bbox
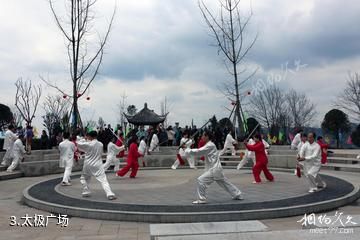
[63,95,67,99]
[77,93,82,98]
[86,97,90,100]
[231,101,236,106]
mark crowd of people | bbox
[2,122,360,204]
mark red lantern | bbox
[63,95,67,99]
[231,101,236,106]
[86,97,90,100]
[247,91,251,95]
[77,93,82,98]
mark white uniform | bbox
[59,139,76,183]
[77,139,115,198]
[186,141,241,201]
[149,134,160,152]
[299,141,325,191]
[172,137,195,169]
[291,133,301,150]
[7,139,25,172]
[223,133,237,155]
[1,130,17,166]
[103,142,125,172]
[296,141,306,166]
[138,139,147,166]
[237,139,269,169]
[138,139,147,155]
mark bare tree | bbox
[248,85,287,134]
[43,95,70,120]
[41,0,116,131]
[14,78,42,126]
[199,0,258,135]
[336,72,360,121]
[286,89,317,128]
[117,92,127,128]
[42,95,70,136]
[11,107,24,128]
[160,96,172,128]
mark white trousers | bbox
[225,146,236,156]
[237,156,255,169]
[303,161,324,189]
[1,149,13,166]
[80,172,115,197]
[172,155,195,169]
[197,170,241,200]
[103,157,120,172]
[7,156,20,171]
[62,160,74,183]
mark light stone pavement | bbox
[56,169,311,204]
[0,169,359,240]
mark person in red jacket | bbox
[244,134,274,184]
[115,133,125,159]
[116,135,143,178]
[317,136,328,164]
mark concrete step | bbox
[322,163,360,172]
[150,221,268,240]
[327,157,360,164]
[0,170,23,181]
[152,229,359,240]
[329,153,359,158]
[43,153,60,159]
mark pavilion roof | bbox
[124,103,167,126]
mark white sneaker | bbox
[236,164,241,170]
[233,194,244,200]
[61,182,72,186]
[171,165,176,170]
[82,189,91,197]
[107,195,117,200]
[192,199,207,204]
[6,169,13,173]
[308,188,318,193]
[318,182,326,189]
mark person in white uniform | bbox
[77,131,116,200]
[291,129,303,150]
[171,131,196,169]
[185,130,243,204]
[298,132,325,193]
[294,133,307,176]
[103,137,125,172]
[1,125,17,167]
[138,136,147,167]
[237,137,269,170]
[223,130,237,156]
[59,132,76,186]
[149,130,160,152]
[6,133,25,172]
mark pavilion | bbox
[124,103,167,126]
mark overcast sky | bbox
[0,0,359,131]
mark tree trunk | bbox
[229,3,244,136]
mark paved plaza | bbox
[0,169,359,240]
